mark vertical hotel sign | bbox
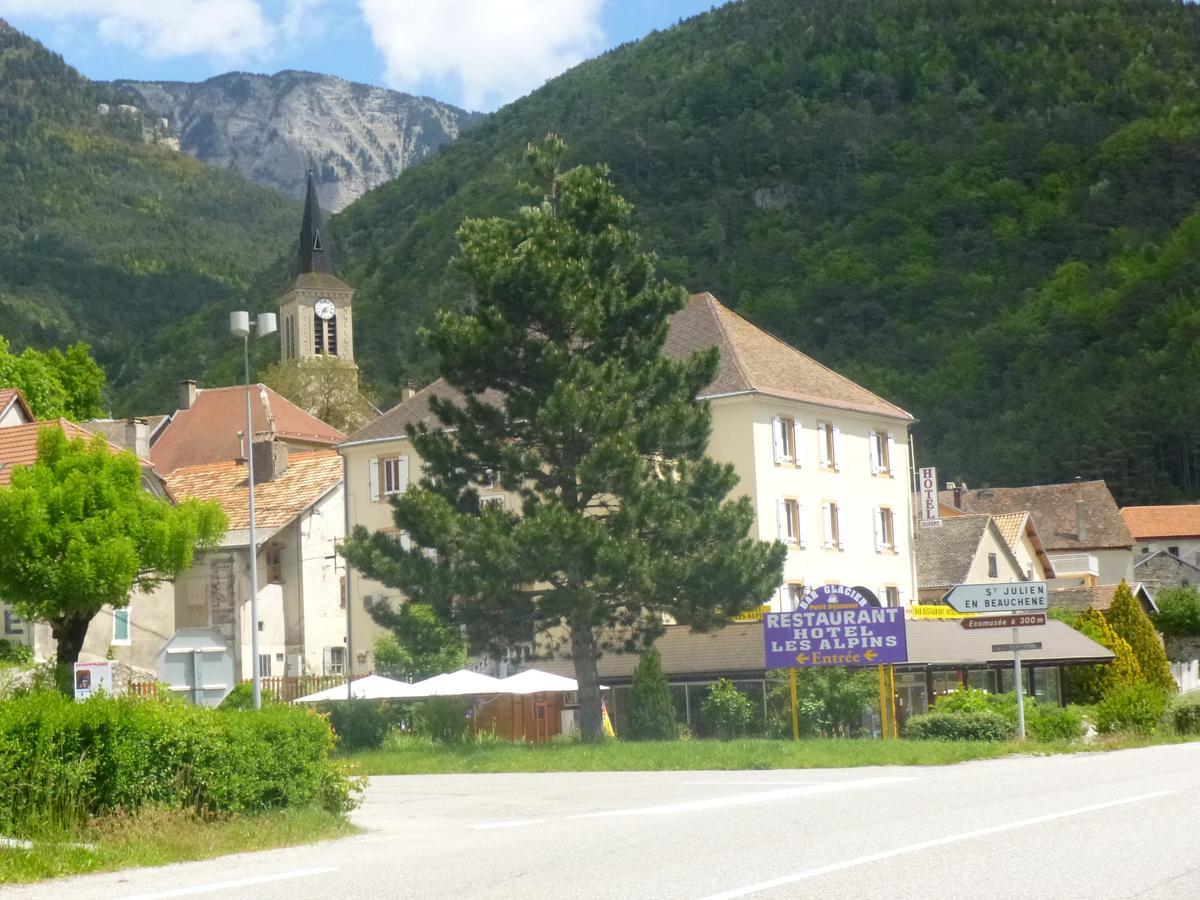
[918,466,942,528]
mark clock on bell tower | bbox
[276,171,357,369]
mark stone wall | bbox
[1165,635,1200,662]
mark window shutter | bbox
[322,646,332,676]
[792,420,802,467]
[777,499,793,544]
[796,504,806,549]
[832,425,842,471]
[368,458,380,502]
[878,585,888,608]
[772,417,785,464]
[897,585,908,607]
[886,433,897,475]
[777,584,788,609]
[873,507,884,551]
[822,503,834,548]
[869,430,880,473]
[818,423,829,468]
[400,531,413,552]
[397,455,410,492]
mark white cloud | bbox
[5,0,285,63]
[358,0,605,111]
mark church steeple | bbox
[298,170,333,275]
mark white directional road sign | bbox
[943,581,1048,613]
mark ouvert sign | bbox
[763,584,908,668]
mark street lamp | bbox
[230,310,277,710]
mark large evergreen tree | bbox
[1105,582,1176,694]
[627,647,678,741]
[343,136,785,740]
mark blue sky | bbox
[6,1,721,111]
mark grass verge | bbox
[0,806,356,885]
[348,733,1200,776]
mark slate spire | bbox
[298,170,333,274]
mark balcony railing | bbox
[1048,552,1099,577]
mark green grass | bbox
[0,806,356,885]
[347,732,1200,776]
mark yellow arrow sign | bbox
[795,653,810,665]
[864,650,878,662]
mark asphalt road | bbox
[6,742,1200,899]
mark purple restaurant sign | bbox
[763,584,908,668]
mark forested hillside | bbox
[330,0,1200,503]
[0,20,298,411]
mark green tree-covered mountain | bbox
[0,19,298,410]
[329,0,1200,503]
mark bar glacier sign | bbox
[764,584,908,668]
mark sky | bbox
[5,0,722,112]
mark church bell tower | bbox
[276,172,356,369]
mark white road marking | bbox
[567,776,912,820]
[700,790,1176,899]
[114,867,338,900]
[470,818,549,830]
[682,780,824,786]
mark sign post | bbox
[73,661,113,701]
[789,669,799,740]
[943,581,1048,614]
[990,632,1044,740]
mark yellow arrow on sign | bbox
[864,650,878,662]
[795,653,810,665]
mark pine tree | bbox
[627,647,677,740]
[1105,581,1176,694]
[342,135,786,741]
[1070,607,1142,703]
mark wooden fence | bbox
[252,674,366,702]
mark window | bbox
[1169,546,1181,558]
[988,553,998,578]
[777,498,803,547]
[258,654,272,677]
[328,646,346,676]
[327,311,338,356]
[3,609,22,636]
[382,456,409,497]
[265,544,283,584]
[873,507,895,552]
[869,430,894,475]
[784,582,806,608]
[112,607,131,645]
[881,586,900,607]
[817,422,840,471]
[314,310,325,354]
[772,416,798,465]
[821,502,841,549]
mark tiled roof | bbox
[937,481,1133,551]
[85,415,169,450]
[151,384,344,474]
[989,511,1055,579]
[0,420,120,485]
[1121,505,1200,540]
[1048,583,1156,616]
[0,388,33,423]
[342,292,913,446]
[531,619,1112,679]
[163,449,343,530]
[293,272,353,292]
[664,293,913,419]
[915,515,1024,589]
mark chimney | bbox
[952,481,965,509]
[179,379,198,410]
[124,417,149,459]
[252,439,289,484]
[402,379,416,402]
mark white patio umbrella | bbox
[500,668,609,694]
[409,669,508,697]
[294,674,425,703]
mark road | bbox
[5,742,1200,899]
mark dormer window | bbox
[312,228,323,252]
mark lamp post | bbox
[230,310,277,710]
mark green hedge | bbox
[927,688,1086,742]
[905,710,1015,741]
[1094,683,1169,735]
[0,691,358,833]
[1169,693,1200,735]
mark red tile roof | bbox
[163,450,343,530]
[0,420,120,485]
[0,389,33,423]
[1120,505,1200,541]
[150,384,344,474]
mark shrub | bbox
[414,697,471,743]
[931,689,1085,742]
[318,700,399,751]
[627,648,677,740]
[0,690,359,834]
[1105,582,1176,694]
[1169,692,1200,735]
[0,638,33,667]
[1067,608,1143,704]
[905,710,1014,741]
[1153,586,1200,638]
[1094,683,1169,735]
[767,667,876,738]
[698,679,753,739]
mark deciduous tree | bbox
[343,136,785,740]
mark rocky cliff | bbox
[116,71,482,210]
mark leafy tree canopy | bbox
[343,136,786,740]
[1152,585,1200,638]
[371,601,467,682]
[261,356,377,435]
[0,337,105,420]
[0,428,226,671]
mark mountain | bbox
[116,72,482,211]
[327,0,1200,504]
[0,20,299,407]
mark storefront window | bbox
[930,670,963,700]
[893,671,928,730]
[1032,668,1062,706]
[966,669,997,693]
